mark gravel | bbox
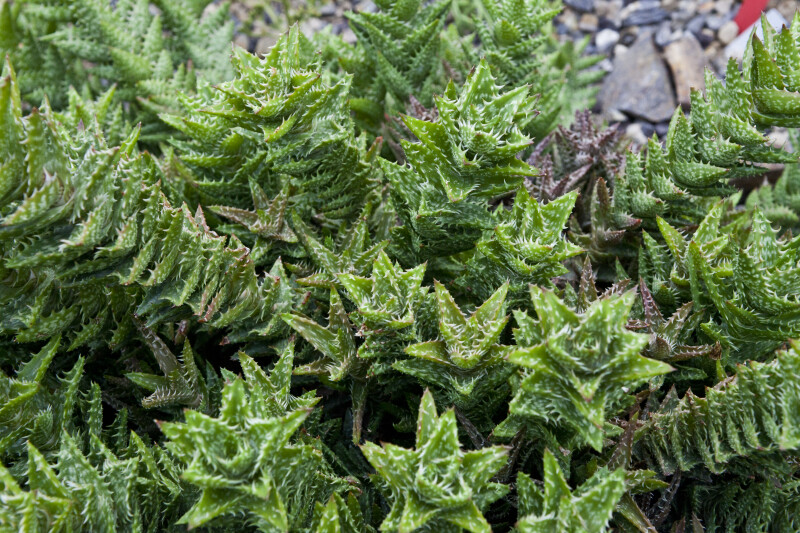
[223,0,799,147]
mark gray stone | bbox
[663,33,707,108]
[670,9,694,24]
[341,28,357,44]
[686,15,706,36]
[654,21,674,47]
[620,2,668,26]
[598,58,614,72]
[599,32,677,123]
[705,14,727,31]
[301,18,327,37]
[318,4,336,16]
[595,28,620,54]
[579,13,599,32]
[564,0,594,13]
[622,7,669,27]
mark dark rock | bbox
[640,122,656,138]
[655,122,670,137]
[620,32,637,46]
[564,0,594,13]
[598,32,677,123]
[697,29,715,47]
[334,21,350,35]
[686,15,705,36]
[598,17,618,30]
[622,7,669,27]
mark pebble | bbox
[579,13,600,31]
[595,28,620,53]
[686,15,705,36]
[717,20,739,45]
[704,14,727,31]
[663,33,707,108]
[697,28,715,47]
[598,16,617,29]
[622,6,669,27]
[233,33,250,50]
[561,10,580,32]
[564,0,595,13]
[670,9,694,24]
[340,27,357,44]
[608,109,628,122]
[714,0,733,15]
[620,30,637,46]
[626,123,649,145]
[697,1,715,14]
[542,0,762,138]
[769,128,789,149]
[593,0,615,19]
[655,20,674,47]
[301,18,327,37]
[318,4,336,16]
